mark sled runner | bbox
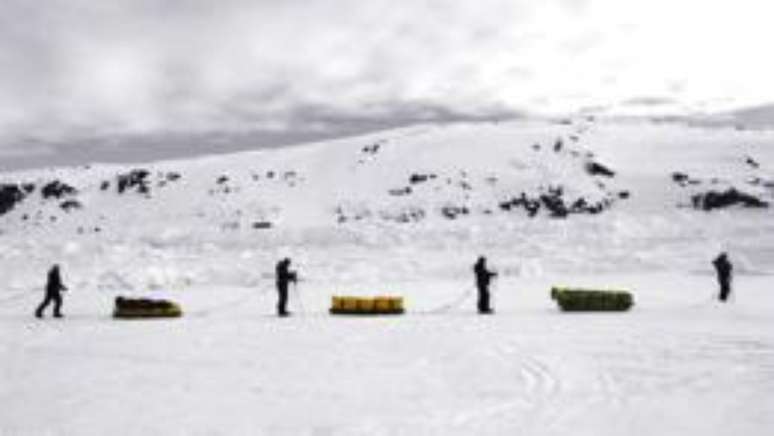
[551,286,634,311]
[330,296,404,315]
[113,296,183,319]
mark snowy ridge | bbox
[1,118,774,292]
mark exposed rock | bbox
[440,205,469,220]
[361,143,381,155]
[585,161,616,178]
[671,172,701,187]
[0,184,27,215]
[60,199,82,212]
[409,173,436,184]
[117,169,151,195]
[388,187,412,196]
[41,181,78,199]
[166,172,181,182]
[499,186,615,219]
[745,156,760,169]
[382,207,425,223]
[691,188,769,211]
[252,221,273,229]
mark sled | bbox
[113,296,183,319]
[551,286,634,312]
[330,296,405,315]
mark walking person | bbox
[473,256,497,314]
[712,252,733,302]
[35,264,68,318]
[275,258,298,316]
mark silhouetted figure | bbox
[473,256,497,314]
[275,258,298,316]
[712,252,733,302]
[35,264,68,318]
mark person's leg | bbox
[476,284,485,312]
[278,285,288,315]
[719,279,730,302]
[53,294,63,317]
[35,294,52,318]
[481,289,491,313]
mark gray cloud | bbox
[1,0,773,169]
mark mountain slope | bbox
[1,118,773,291]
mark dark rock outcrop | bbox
[440,205,469,220]
[671,172,701,187]
[0,184,27,216]
[388,187,412,196]
[117,169,151,194]
[499,186,614,219]
[691,188,769,211]
[585,161,616,178]
[745,156,760,169]
[41,181,77,199]
[60,199,82,212]
[409,173,436,184]
[252,221,273,229]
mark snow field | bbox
[2,118,774,434]
[1,273,772,435]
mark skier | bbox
[473,256,497,314]
[275,258,298,316]
[712,252,733,302]
[35,264,68,318]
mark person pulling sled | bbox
[712,252,733,302]
[35,264,68,318]
[275,258,298,317]
[473,256,498,314]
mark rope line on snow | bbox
[417,286,475,314]
[187,283,272,318]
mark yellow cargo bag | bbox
[374,297,392,312]
[342,297,359,311]
[330,295,405,315]
[331,296,345,311]
[357,298,375,313]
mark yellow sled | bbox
[330,296,404,315]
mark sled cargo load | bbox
[113,296,183,319]
[330,296,405,315]
[551,286,634,312]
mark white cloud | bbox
[1,0,773,150]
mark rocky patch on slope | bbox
[672,155,773,211]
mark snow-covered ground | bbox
[1,118,773,435]
[2,275,772,435]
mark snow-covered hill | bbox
[1,118,773,291]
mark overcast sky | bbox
[1,0,773,168]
